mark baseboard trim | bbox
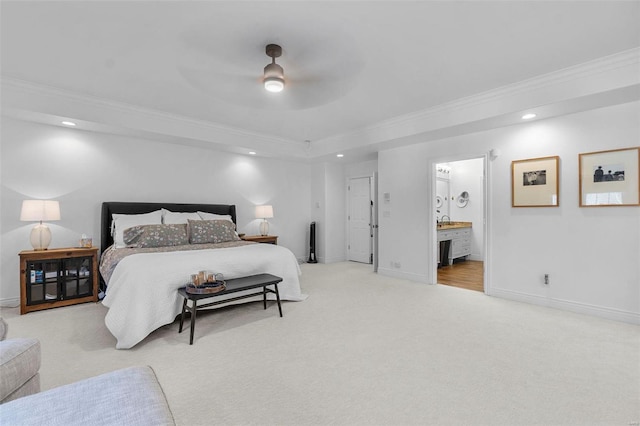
[0,297,20,309]
[377,267,427,283]
[320,256,347,264]
[489,288,640,324]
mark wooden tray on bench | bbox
[185,281,226,295]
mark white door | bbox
[348,177,372,263]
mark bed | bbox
[99,202,305,349]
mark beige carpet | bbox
[2,262,639,425]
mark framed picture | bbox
[579,147,640,207]
[511,156,559,207]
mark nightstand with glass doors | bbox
[19,247,99,314]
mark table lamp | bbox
[255,205,273,236]
[20,200,61,250]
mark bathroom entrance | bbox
[434,157,486,292]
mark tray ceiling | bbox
[2,1,639,160]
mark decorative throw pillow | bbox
[188,219,240,244]
[123,224,189,248]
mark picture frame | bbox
[579,147,640,207]
[511,156,559,207]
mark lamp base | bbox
[259,220,269,236]
[30,223,52,250]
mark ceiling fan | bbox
[176,34,364,110]
[263,44,285,93]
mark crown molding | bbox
[3,47,639,161]
[312,47,640,155]
[0,76,302,151]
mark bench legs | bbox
[179,297,187,333]
[178,297,197,345]
[264,283,283,317]
[274,283,283,317]
[179,283,282,345]
[189,301,197,345]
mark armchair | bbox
[0,318,41,403]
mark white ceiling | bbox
[2,1,639,161]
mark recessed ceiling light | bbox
[522,113,537,120]
[248,151,256,155]
[336,154,344,158]
[61,121,76,126]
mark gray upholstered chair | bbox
[0,318,175,425]
[0,318,41,403]
[1,366,176,425]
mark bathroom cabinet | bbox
[437,224,472,265]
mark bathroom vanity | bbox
[437,222,472,266]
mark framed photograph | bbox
[511,156,559,207]
[579,147,640,207]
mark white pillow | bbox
[197,211,233,222]
[162,209,201,224]
[111,210,163,248]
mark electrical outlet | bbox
[544,274,549,285]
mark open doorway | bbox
[434,157,486,292]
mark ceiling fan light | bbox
[264,77,284,93]
[263,46,285,93]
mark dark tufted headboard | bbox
[100,202,237,253]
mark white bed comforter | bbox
[102,244,305,349]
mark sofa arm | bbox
[0,338,41,403]
[0,366,175,425]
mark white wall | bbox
[309,159,378,264]
[310,162,344,264]
[0,118,311,304]
[310,163,327,263]
[345,159,377,179]
[450,158,484,260]
[378,144,430,281]
[324,163,346,263]
[378,102,640,323]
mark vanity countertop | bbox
[437,221,472,230]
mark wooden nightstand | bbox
[19,247,99,314]
[241,235,278,245]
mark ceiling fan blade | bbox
[175,25,366,111]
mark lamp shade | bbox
[255,205,274,219]
[20,200,61,222]
[20,200,60,250]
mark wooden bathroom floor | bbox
[437,260,484,292]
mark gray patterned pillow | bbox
[123,224,189,248]
[188,219,240,244]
